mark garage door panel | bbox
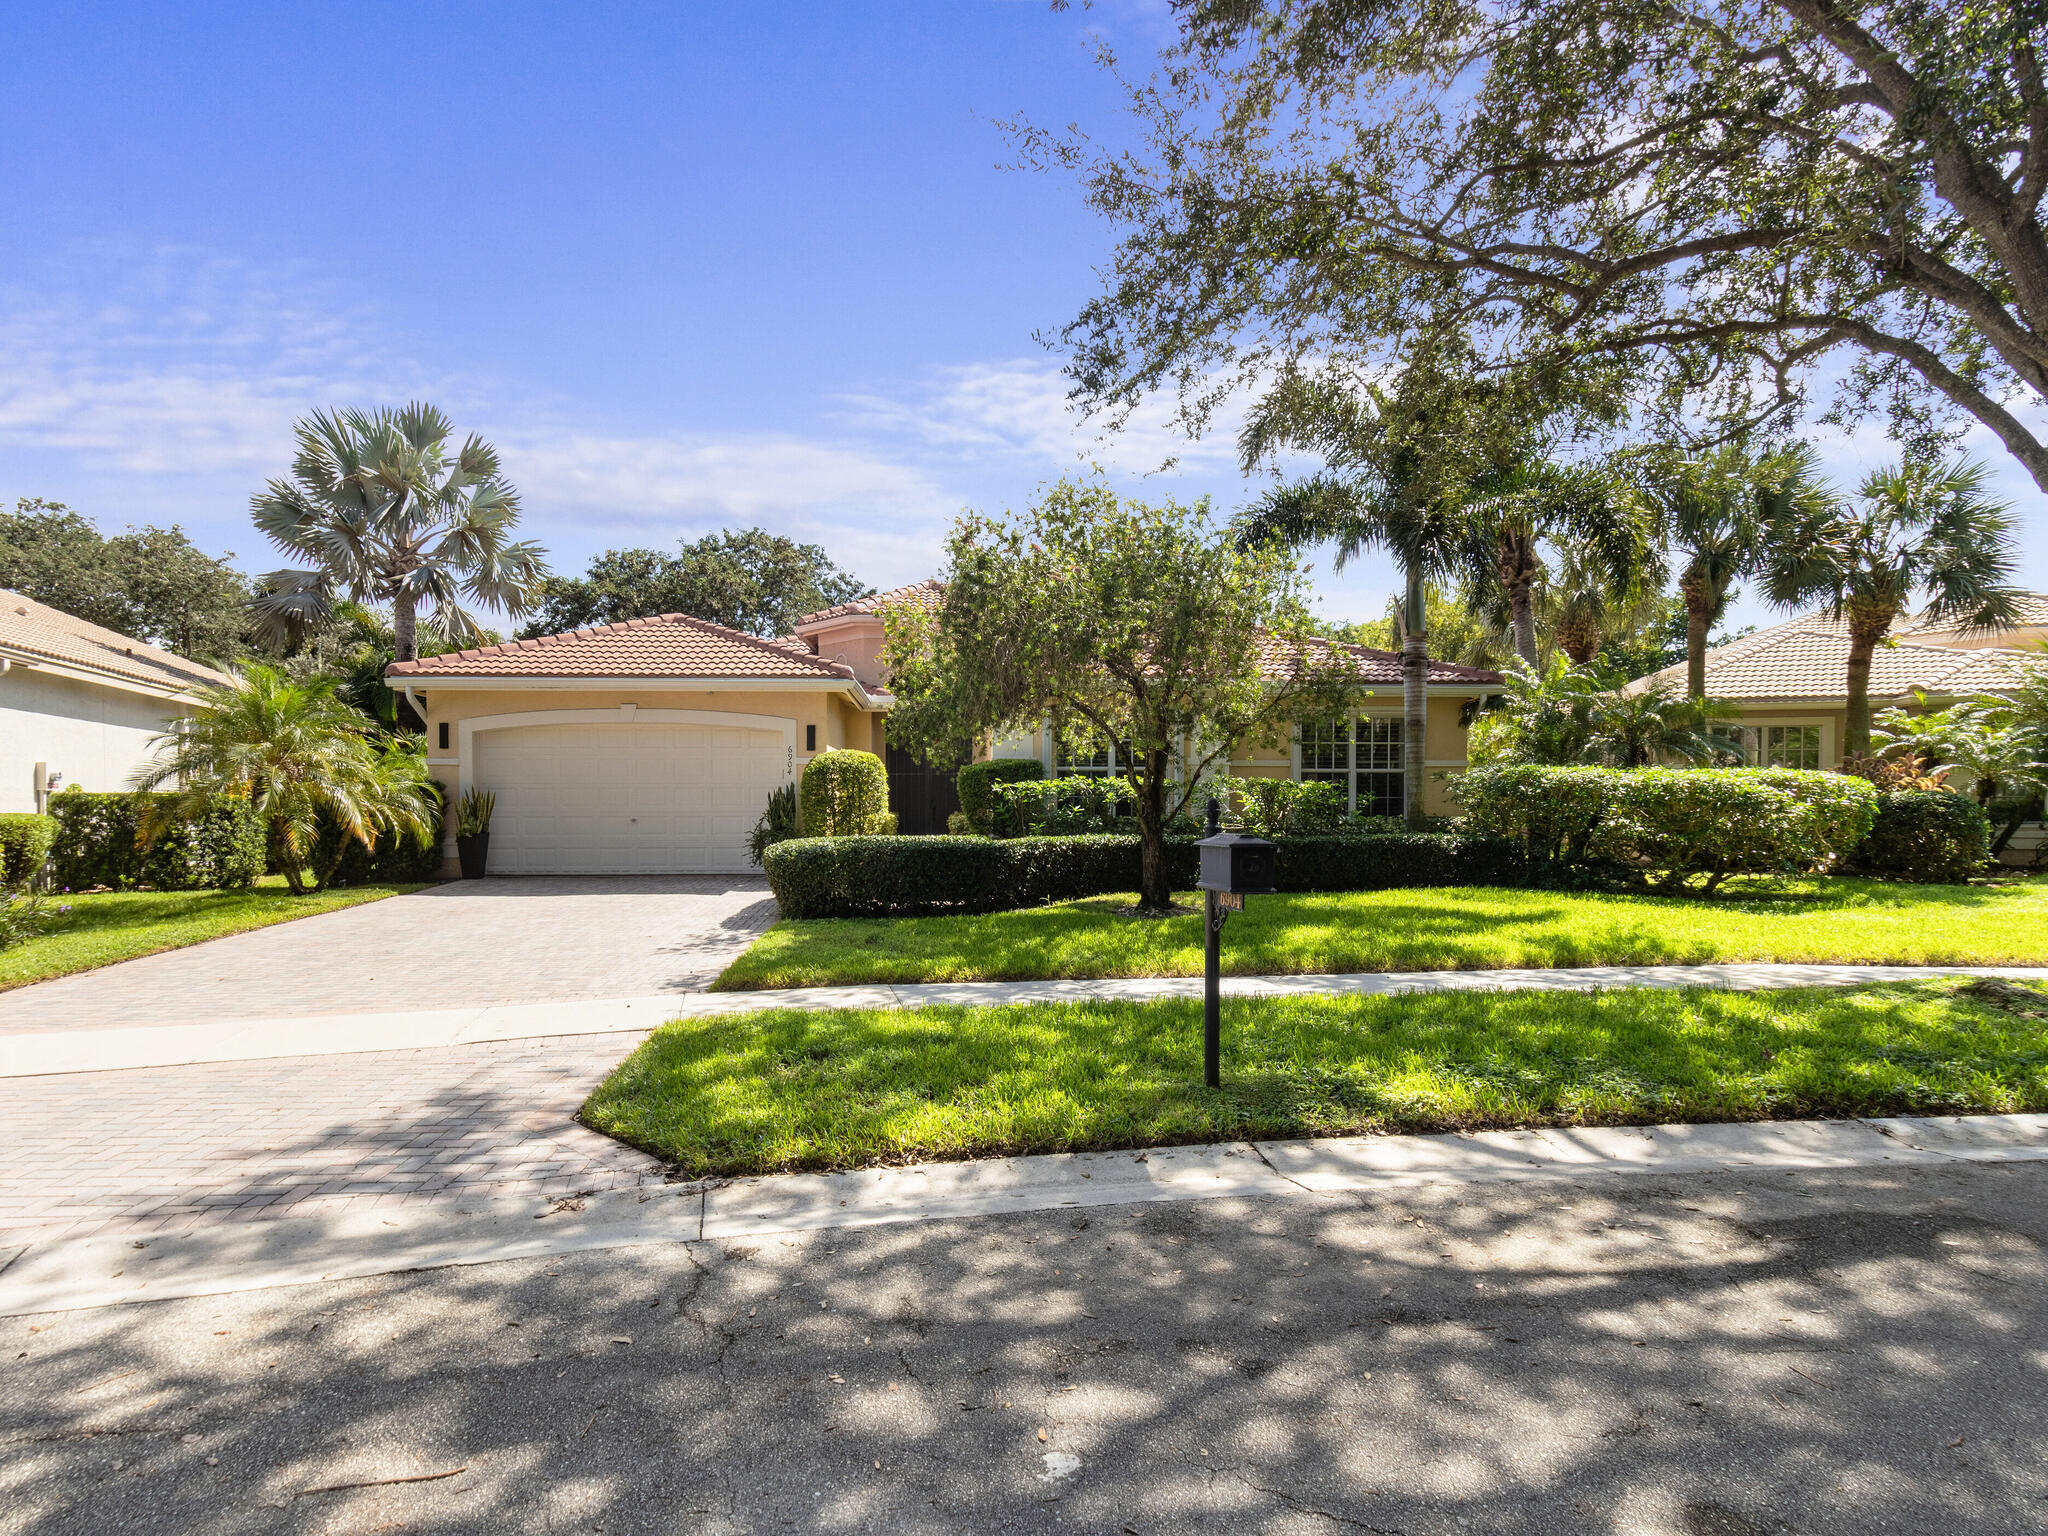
[475,721,788,875]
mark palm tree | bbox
[1542,532,1669,667]
[1459,460,1653,668]
[1471,653,1605,764]
[250,403,547,663]
[1641,443,1828,698]
[1761,458,2023,759]
[1582,683,1741,767]
[1236,373,1477,830]
[131,666,439,894]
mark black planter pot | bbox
[457,830,491,880]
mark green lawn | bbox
[583,979,2048,1177]
[0,877,429,992]
[713,875,2048,990]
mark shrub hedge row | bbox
[1458,765,1879,891]
[763,830,1534,918]
[49,790,267,892]
[0,813,57,887]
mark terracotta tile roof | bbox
[386,612,859,680]
[1258,633,1504,687]
[1629,610,2041,700]
[794,580,944,628]
[0,588,234,695]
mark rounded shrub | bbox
[0,812,58,887]
[1851,791,1991,883]
[1458,764,1878,892]
[954,757,1043,834]
[799,749,892,837]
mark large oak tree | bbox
[1034,0,2048,487]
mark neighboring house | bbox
[388,580,1504,876]
[1628,600,2047,865]
[1628,604,2043,774]
[0,589,232,815]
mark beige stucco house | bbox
[1,589,231,814]
[388,581,1503,876]
[1629,597,2047,863]
[1628,601,2044,775]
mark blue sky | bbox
[3,1,2042,634]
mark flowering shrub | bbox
[0,887,67,951]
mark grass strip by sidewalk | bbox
[583,978,2048,1177]
[712,876,2048,990]
[0,877,429,992]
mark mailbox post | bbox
[1194,796,1276,1089]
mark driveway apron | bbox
[0,877,775,1243]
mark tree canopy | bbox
[1036,0,2048,487]
[883,477,1365,909]
[521,528,869,639]
[0,498,253,664]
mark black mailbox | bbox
[1196,831,1277,896]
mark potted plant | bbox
[455,788,496,879]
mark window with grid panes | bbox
[1055,737,1117,775]
[1763,725,1821,770]
[1298,716,1403,816]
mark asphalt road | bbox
[5,1158,2046,1535]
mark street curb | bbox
[5,1110,2043,1317]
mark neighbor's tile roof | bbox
[1259,633,1504,687]
[0,587,234,694]
[794,580,945,628]
[1630,610,2040,701]
[1895,591,2048,643]
[386,613,859,680]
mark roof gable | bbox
[385,612,860,681]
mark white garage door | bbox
[474,721,790,875]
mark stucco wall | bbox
[0,667,193,813]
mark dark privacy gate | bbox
[886,744,964,835]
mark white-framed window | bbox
[1762,724,1821,770]
[1298,715,1404,816]
[1055,736,1120,776]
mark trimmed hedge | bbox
[1851,791,1991,884]
[799,750,892,836]
[763,830,1534,918]
[0,812,57,887]
[955,757,1043,834]
[1459,765,1878,891]
[49,790,266,892]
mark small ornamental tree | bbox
[882,477,1366,912]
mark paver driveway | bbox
[0,875,777,1031]
[0,877,775,1243]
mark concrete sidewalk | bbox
[6,1110,2043,1316]
[6,961,2045,1077]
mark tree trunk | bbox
[1134,749,1173,912]
[1497,527,1540,667]
[1680,575,1711,699]
[1556,613,1601,666]
[393,590,419,664]
[1842,599,1896,761]
[1401,562,1428,832]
